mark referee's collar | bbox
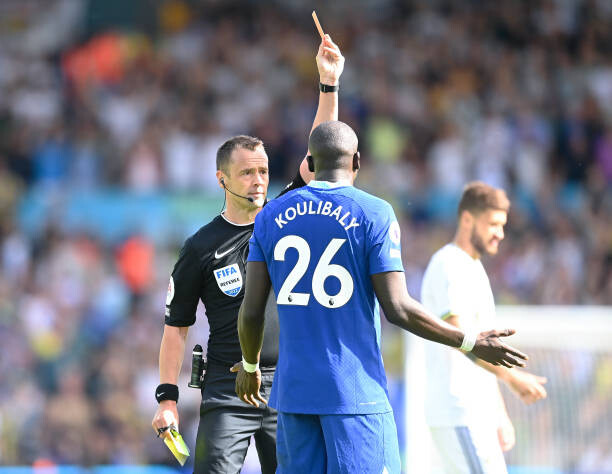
[220,212,254,226]
[308,179,352,189]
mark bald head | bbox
[308,121,359,173]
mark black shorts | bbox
[193,363,277,474]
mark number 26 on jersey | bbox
[274,235,354,309]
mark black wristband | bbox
[155,383,179,403]
[319,82,339,93]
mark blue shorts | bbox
[276,411,401,474]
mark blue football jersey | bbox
[248,181,404,414]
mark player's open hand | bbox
[506,369,547,404]
[316,34,344,86]
[231,361,267,408]
[472,329,528,368]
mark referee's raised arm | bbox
[297,34,345,185]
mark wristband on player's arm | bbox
[242,357,259,373]
[460,330,477,352]
[155,383,179,403]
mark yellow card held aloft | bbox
[163,427,190,466]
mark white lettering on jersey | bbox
[285,207,297,221]
[308,201,317,214]
[329,205,342,220]
[345,217,360,231]
[321,201,333,215]
[275,214,288,227]
[274,200,361,231]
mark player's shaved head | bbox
[308,121,358,171]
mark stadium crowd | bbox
[0,0,610,470]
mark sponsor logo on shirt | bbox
[213,264,243,297]
[214,246,236,259]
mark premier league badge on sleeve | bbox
[213,264,243,297]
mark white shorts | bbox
[429,425,507,474]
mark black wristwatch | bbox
[319,82,339,93]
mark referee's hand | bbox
[316,34,344,86]
[231,362,267,408]
[152,401,178,440]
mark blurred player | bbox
[151,35,345,473]
[421,181,547,474]
[234,121,528,473]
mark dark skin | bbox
[234,263,528,407]
[233,146,528,407]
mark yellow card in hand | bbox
[163,427,190,466]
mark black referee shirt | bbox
[164,173,306,367]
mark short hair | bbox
[458,181,510,216]
[216,135,264,175]
[308,121,358,167]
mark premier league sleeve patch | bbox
[213,264,243,297]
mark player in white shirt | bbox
[421,181,548,474]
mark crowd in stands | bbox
[0,0,610,469]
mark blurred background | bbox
[0,0,610,472]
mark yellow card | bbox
[163,428,190,466]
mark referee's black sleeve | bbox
[165,238,202,327]
[276,170,307,198]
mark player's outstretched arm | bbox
[371,271,528,368]
[299,34,345,183]
[445,314,546,402]
[234,261,272,407]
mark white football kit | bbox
[421,243,507,474]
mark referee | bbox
[151,34,344,473]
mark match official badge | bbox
[213,264,243,297]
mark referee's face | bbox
[227,145,269,208]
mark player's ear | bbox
[306,155,315,173]
[459,210,473,227]
[352,151,360,171]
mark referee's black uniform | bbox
[165,174,305,474]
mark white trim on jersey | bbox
[308,179,353,189]
[220,212,254,226]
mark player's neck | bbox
[452,232,480,260]
[313,170,354,184]
[222,201,260,225]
